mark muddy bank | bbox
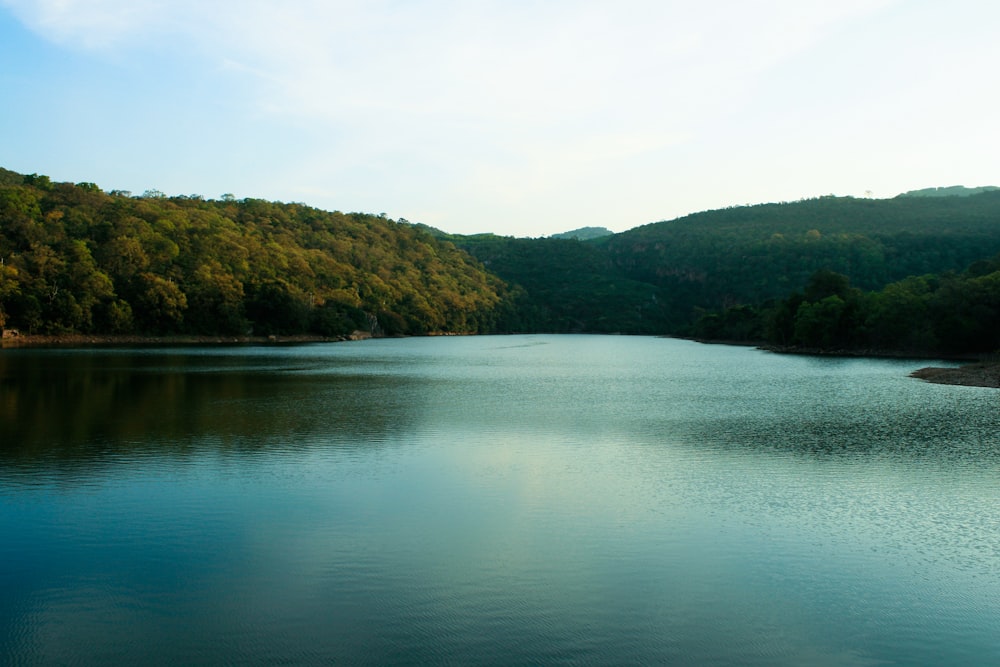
[910,363,1000,388]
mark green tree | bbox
[864,276,936,351]
[184,262,246,335]
[793,295,849,348]
[245,280,309,335]
[133,273,187,332]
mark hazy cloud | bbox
[4,0,997,236]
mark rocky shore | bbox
[909,362,1000,388]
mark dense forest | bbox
[692,259,1000,356]
[450,192,1000,342]
[4,166,1000,356]
[601,192,1000,311]
[0,168,508,337]
[446,234,671,334]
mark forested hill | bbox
[600,192,1000,314]
[549,226,613,240]
[897,185,1000,198]
[449,192,1000,337]
[0,169,508,337]
[5,165,1000,349]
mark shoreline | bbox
[762,344,1000,389]
[0,332,369,348]
[757,344,1000,389]
[694,338,1000,389]
[6,331,1000,389]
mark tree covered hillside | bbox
[692,257,1000,356]
[451,193,1000,337]
[0,169,508,337]
[453,234,671,334]
[5,165,1000,352]
[603,193,1000,323]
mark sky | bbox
[1,0,999,237]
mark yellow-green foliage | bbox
[0,171,507,336]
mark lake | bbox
[1,335,999,665]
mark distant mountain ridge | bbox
[897,185,999,198]
[549,226,613,240]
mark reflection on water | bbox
[1,336,999,666]
[0,348,425,480]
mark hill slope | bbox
[897,185,1000,198]
[451,193,1000,335]
[549,226,614,241]
[0,171,508,336]
[601,193,1000,322]
[6,166,1000,344]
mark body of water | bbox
[1,335,998,665]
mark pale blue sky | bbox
[2,1,998,237]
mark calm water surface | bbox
[1,335,999,665]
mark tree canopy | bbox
[452,193,1000,343]
[0,171,508,337]
[692,258,1000,356]
[5,168,1000,357]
